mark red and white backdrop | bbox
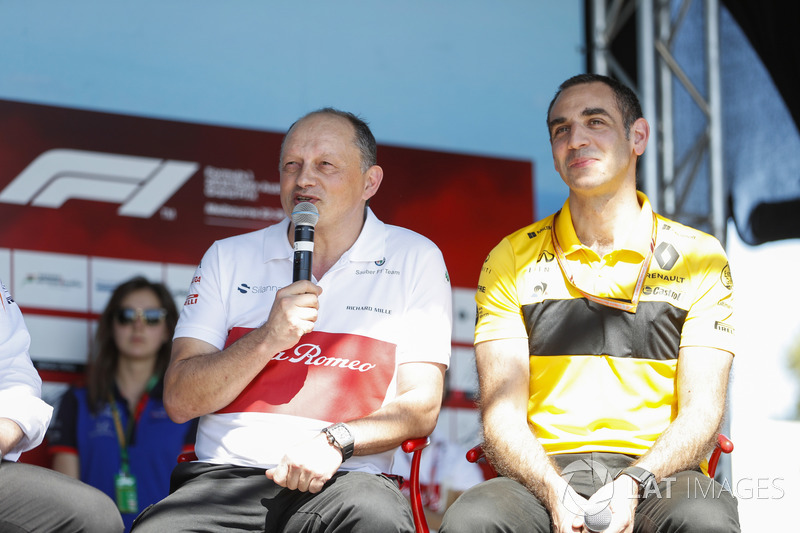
[0,97,534,461]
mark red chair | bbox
[178,436,432,533]
[401,437,431,533]
[705,433,734,478]
[466,433,734,479]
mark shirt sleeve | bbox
[680,237,736,354]
[0,279,54,460]
[395,240,452,367]
[173,242,229,350]
[474,237,529,344]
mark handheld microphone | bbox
[291,202,319,282]
[584,502,612,532]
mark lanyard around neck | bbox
[551,209,657,314]
[108,375,159,471]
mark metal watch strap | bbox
[322,423,354,461]
[616,466,656,498]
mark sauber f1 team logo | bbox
[0,149,199,218]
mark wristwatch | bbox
[322,423,355,461]
[615,466,656,498]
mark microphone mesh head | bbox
[584,502,612,532]
[291,202,319,227]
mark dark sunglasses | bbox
[115,308,167,326]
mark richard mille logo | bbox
[345,305,392,315]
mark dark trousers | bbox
[439,453,740,533]
[131,461,415,533]
[0,460,124,533]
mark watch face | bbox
[331,425,353,444]
[325,424,354,461]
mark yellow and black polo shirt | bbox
[475,193,734,456]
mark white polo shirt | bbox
[176,208,452,474]
[0,279,53,461]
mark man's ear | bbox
[632,117,650,157]
[363,165,383,201]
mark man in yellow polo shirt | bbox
[441,74,739,533]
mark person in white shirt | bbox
[132,108,452,533]
[0,277,124,532]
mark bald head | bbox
[282,108,377,173]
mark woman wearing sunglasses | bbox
[48,276,197,531]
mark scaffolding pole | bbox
[589,0,731,484]
[590,0,725,246]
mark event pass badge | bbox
[115,471,138,514]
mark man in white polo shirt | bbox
[132,108,452,533]
[0,278,124,532]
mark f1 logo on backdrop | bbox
[0,148,199,218]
